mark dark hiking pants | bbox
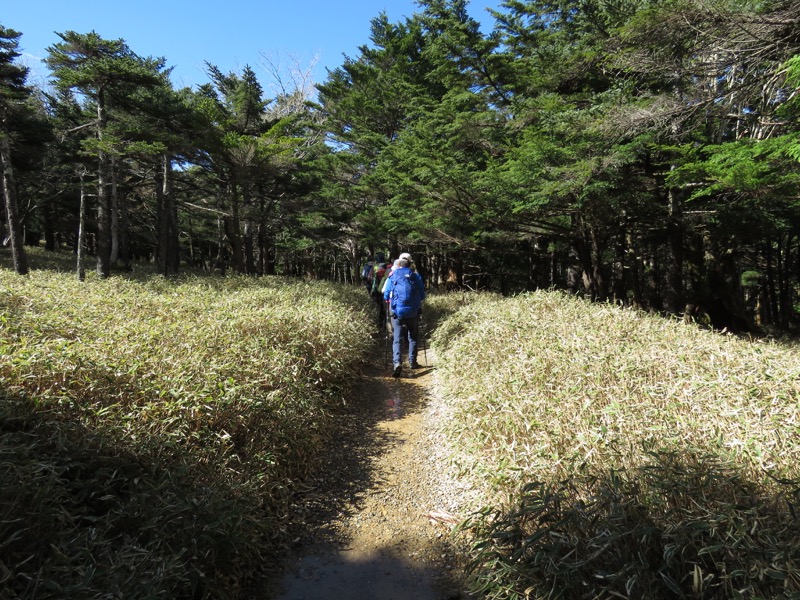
[391,313,419,367]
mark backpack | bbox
[361,260,374,281]
[373,263,386,281]
[390,269,421,318]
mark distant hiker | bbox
[375,257,397,333]
[376,257,397,296]
[383,255,425,377]
[370,253,389,328]
[378,258,402,320]
[360,256,375,295]
[366,252,384,290]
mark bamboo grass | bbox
[0,267,372,599]
[432,291,800,599]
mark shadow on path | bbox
[267,348,463,600]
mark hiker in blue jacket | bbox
[383,254,425,377]
[360,255,375,295]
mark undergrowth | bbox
[0,262,372,599]
[432,291,800,599]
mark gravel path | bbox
[268,347,480,600]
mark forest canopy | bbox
[2,0,800,331]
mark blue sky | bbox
[4,0,502,91]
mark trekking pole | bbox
[420,313,428,366]
[383,301,390,370]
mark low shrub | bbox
[0,268,372,598]
[433,291,800,599]
[418,289,487,338]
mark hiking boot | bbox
[410,363,423,369]
[392,363,402,377]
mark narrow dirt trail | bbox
[268,346,474,600]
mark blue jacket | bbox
[383,267,425,318]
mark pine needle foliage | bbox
[432,291,800,599]
[0,267,371,598]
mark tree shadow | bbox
[269,353,463,599]
[273,546,451,600]
[0,245,156,276]
[0,387,287,599]
[464,448,800,599]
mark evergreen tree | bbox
[0,24,35,275]
[189,64,322,275]
[45,30,165,277]
[610,0,800,324]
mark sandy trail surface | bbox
[270,347,472,600]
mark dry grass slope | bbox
[0,262,372,599]
[431,291,800,599]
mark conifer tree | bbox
[45,31,164,277]
[0,24,34,275]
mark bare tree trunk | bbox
[244,220,255,275]
[259,193,277,276]
[110,154,119,265]
[587,224,606,301]
[96,90,111,278]
[448,252,464,289]
[612,210,627,304]
[213,181,228,274]
[0,127,28,275]
[628,232,644,308]
[77,171,87,281]
[215,215,226,274]
[304,248,316,280]
[571,216,599,300]
[155,157,165,274]
[777,235,790,328]
[256,221,266,275]
[118,186,131,271]
[664,182,684,314]
[157,155,179,276]
[345,238,359,283]
[645,243,661,311]
[765,240,778,325]
[227,181,244,274]
[265,236,276,275]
